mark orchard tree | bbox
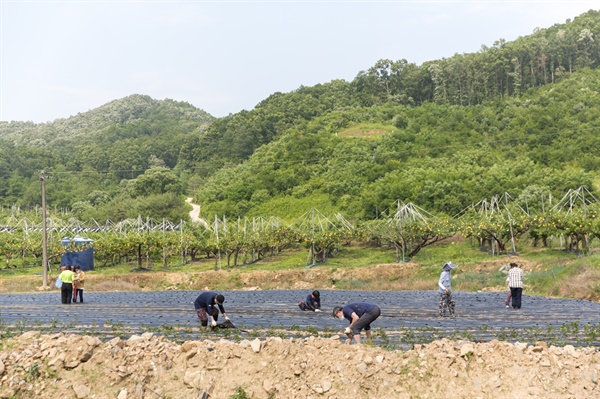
[366,203,455,261]
[294,209,355,265]
[458,195,529,254]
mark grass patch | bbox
[2,238,600,301]
[247,193,337,221]
[319,244,396,269]
[527,253,600,299]
[339,123,393,139]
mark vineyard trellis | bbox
[458,193,528,256]
[3,187,600,274]
[366,202,455,262]
[295,208,355,266]
[549,187,600,252]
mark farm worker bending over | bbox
[298,290,321,312]
[332,302,381,345]
[194,291,229,327]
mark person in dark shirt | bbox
[58,265,75,304]
[332,302,381,345]
[298,290,321,312]
[194,291,229,327]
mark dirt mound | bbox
[1,332,598,399]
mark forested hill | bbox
[195,68,600,220]
[1,10,600,223]
[0,94,214,148]
[191,9,600,220]
[0,95,214,221]
[182,10,600,178]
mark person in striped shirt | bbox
[507,262,524,309]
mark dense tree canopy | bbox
[1,11,600,223]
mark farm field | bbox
[1,240,599,398]
[1,288,599,399]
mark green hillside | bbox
[0,95,214,220]
[196,69,600,220]
[1,10,600,223]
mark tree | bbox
[123,167,183,198]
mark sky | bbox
[1,0,598,123]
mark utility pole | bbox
[40,170,49,288]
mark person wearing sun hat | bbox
[438,261,457,317]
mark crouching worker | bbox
[194,291,230,328]
[298,290,321,312]
[332,302,381,345]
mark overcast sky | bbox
[1,0,598,123]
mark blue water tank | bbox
[60,236,94,271]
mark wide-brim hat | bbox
[444,262,458,270]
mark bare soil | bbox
[1,331,598,399]
[2,258,599,398]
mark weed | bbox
[26,363,41,381]
[14,320,28,335]
[45,364,57,379]
[305,325,319,336]
[246,329,260,338]
[230,386,251,399]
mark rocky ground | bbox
[1,331,598,399]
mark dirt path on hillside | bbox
[186,197,209,227]
[186,197,201,221]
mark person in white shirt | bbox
[438,261,457,317]
[507,262,524,309]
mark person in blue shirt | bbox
[298,290,321,312]
[332,302,381,345]
[438,261,457,317]
[194,291,230,328]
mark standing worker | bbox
[332,302,381,345]
[58,266,75,304]
[73,265,86,303]
[438,261,457,317]
[194,291,230,327]
[508,262,524,309]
